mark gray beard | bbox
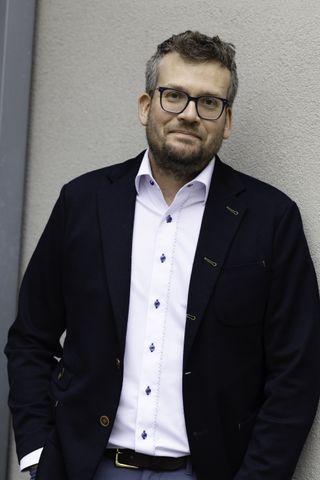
[149,144,209,180]
[146,123,223,181]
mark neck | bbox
[149,157,191,206]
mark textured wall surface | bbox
[8,0,320,478]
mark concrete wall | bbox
[8,0,320,478]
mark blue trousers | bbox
[92,457,197,480]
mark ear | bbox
[223,107,232,140]
[138,93,151,126]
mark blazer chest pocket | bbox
[214,261,268,326]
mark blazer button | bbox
[57,367,64,380]
[99,415,110,427]
[115,358,121,369]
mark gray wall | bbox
[7,0,320,478]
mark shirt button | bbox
[150,180,155,185]
[149,343,155,352]
[160,254,166,263]
[145,386,151,395]
[154,299,160,309]
[99,415,110,427]
[141,430,148,439]
[166,214,172,223]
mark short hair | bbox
[145,30,238,106]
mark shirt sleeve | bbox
[20,448,43,471]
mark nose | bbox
[177,99,200,122]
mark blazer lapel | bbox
[97,154,142,353]
[183,158,247,365]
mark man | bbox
[5,31,320,480]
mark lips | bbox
[169,129,201,139]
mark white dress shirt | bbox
[108,150,214,456]
[20,150,215,470]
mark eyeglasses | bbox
[157,87,229,120]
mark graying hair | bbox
[145,30,238,106]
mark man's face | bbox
[139,51,232,179]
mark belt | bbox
[105,448,190,471]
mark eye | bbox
[200,96,221,109]
[164,90,185,102]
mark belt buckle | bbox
[115,449,139,469]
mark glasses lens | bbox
[198,96,224,120]
[161,89,188,113]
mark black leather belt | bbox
[106,448,190,471]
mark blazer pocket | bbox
[214,261,268,326]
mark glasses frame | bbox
[157,86,230,121]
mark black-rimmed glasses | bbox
[157,87,229,121]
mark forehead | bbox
[157,51,231,96]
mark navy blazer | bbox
[5,152,320,480]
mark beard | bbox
[146,117,224,181]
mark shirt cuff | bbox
[20,448,43,471]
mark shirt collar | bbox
[135,149,215,203]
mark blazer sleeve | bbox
[5,187,67,462]
[234,201,320,479]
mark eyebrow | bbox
[163,83,223,97]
